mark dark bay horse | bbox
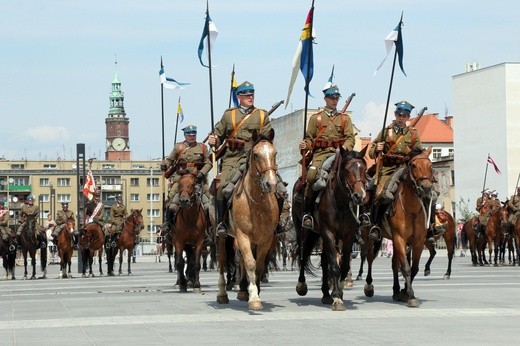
[216,130,279,310]
[80,221,105,277]
[485,204,509,266]
[171,173,206,292]
[423,210,456,279]
[19,214,47,279]
[364,147,433,307]
[293,146,368,311]
[1,231,17,280]
[115,209,144,275]
[56,217,75,278]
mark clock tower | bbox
[105,61,131,160]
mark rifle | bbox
[340,93,356,113]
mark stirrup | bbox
[217,223,227,236]
[9,244,16,252]
[368,225,381,241]
[302,214,314,230]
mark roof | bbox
[410,114,453,143]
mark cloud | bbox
[24,125,70,143]
[353,101,391,138]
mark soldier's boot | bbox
[216,198,228,237]
[275,197,286,235]
[72,230,79,250]
[368,204,385,241]
[357,213,371,243]
[51,226,61,242]
[301,194,316,231]
[37,233,46,249]
[9,235,18,252]
[474,223,483,239]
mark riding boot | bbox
[369,204,385,241]
[72,231,79,250]
[301,194,315,230]
[275,197,285,235]
[216,198,228,236]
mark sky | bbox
[1,0,519,161]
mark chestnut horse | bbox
[423,210,456,279]
[80,221,105,277]
[56,217,75,278]
[0,231,16,280]
[485,203,509,266]
[170,173,207,292]
[364,147,433,307]
[293,146,369,311]
[216,130,279,310]
[115,209,144,275]
[19,213,47,279]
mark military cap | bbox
[435,203,443,210]
[61,202,69,206]
[182,125,197,134]
[490,190,498,197]
[482,188,490,194]
[323,85,341,99]
[116,194,122,199]
[26,195,34,201]
[394,100,415,116]
[0,200,5,206]
[236,81,255,95]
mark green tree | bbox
[456,197,475,221]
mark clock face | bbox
[112,137,126,151]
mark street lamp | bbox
[149,167,154,244]
[50,183,56,221]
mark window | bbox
[57,194,71,203]
[448,149,454,157]
[130,178,139,187]
[40,178,50,187]
[132,164,145,170]
[103,164,115,169]
[57,178,71,186]
[12,177,29,186]
[40,194,50,203]
[10,164,25,169]
[147,194,160,202]
[130,194,139,202]
[103,177,120,185]
[43,164,56,169]
[147,178,160,187]
[433,149,442,159]
[451,170,455,186]
[147,209,160,217]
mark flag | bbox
[487,154,501,174]
[323,65,335,91]
[159,67,190,90]
[285,5,315,107]
[177,99,184,123]
[374,16,406,76]
[83,169,95,201]
[197,12,219,68]
[231,69,238,107]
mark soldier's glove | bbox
[196,171,205,182]
[160,164,167,172]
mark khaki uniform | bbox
[52,209,75,238]
[85,198,104,224]
[369,122,423,198]
[110,203,127,233]
[0,208,11,240]
[302,108,355,197]
[507,194,520,223]
[213,107,272,200]
[17,203,44,237]
[475,195,496,225]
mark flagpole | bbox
[481,154,491,203]
[174,96,181,143]
[228,63,235,108]
[160,57,167,229]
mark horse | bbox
[167,173,207,292]
[216,130,280,310]
[80,221,105,277]
[292,146,368,311]
[113,209,144,276]
[0,231,17,280]
[363,147,433,307]
[56,217,75,278]
[514,217,520,266]
[461,216,488,266]
[423,210,456,279]
[19,213,47,280]
[485,203,509,266]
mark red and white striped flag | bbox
[487,154,501,174]
[83,169,96,200]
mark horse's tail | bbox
[299,230,321,276]
[40,246,47,271]
[461,222,469,248]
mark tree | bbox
[456,197,475,221]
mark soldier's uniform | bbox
[51,203,75,239]
[507,188,520,224]
[0,201,12,242]
[109,196,127,234]
[16,196,45,248]
[300,84,355,229]
[475,189,494,237]
[85,192,104,225]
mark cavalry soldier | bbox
[367,101,441,242]
[84,190,104,226]
[51,202,77,245]
[507,187,520,225]
[109,194,127,236]
[208,81,287,236]
[16,195,46,248]
[161,125,213,234]
[298,84,355,230]
[0,200,16,250]
[475,188,495,238]
[433,203,449,236]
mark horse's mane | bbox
[342,149,365,162]
[408,147,427,159]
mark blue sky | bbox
[1,0,519,161]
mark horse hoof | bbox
[424,270,431,277]
[179,286,188,293]
[355,275,363,281]
[261,277,269,284]
[237,291,249,301]
[82,274,87,278]
[193,287,202,294]
[217,294,229,304]
[443,274,450,280]
[407,298,419,308]
[248,300,263,311]
[332,298,346,311]
[364,284,374,297]
[321,296,333,305]
[296,282,308,296]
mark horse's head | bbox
[66,216,76,232]
[130,209,144,233]
[249,129,278,193]
[178,173,197,208]
[406,146,433,199]
[337,145,369,205]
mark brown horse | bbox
[293,146,369,311]
[514,217,520,266]
[56,217,75,278]
[462,216,488,266]
[115,209,144,275]
[80,221,105,277]
[216,130,279,310]
[364,147,433,307]
[1,230,17,280]
[19,213,47,280]
[485,203,509,266]
[168,173,207,292]
[423,210,456,279]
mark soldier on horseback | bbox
[0,200,16,251]
[51,202,77,247]
[298,84,355,230]
[507,187,520,226]
[108,195,127,236]
[84,190,104,226]
[208,81,287,236]
[16,195,46,249]
[475,188,499,238]
[161,125,213,236]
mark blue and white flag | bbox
[374,17,406,76]
[159,68,190,90]
[197,13,219,68]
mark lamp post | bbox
[149,167,154,244]
[49,183,56,221]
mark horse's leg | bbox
[30,252,37,279]
[406,242,423,308]
[356,242,366,281]
[391,237,409,303]
[364,239,380,297]
[235,230,263,310]
[127,247,132,275]
[89,251,95,277]
[175,245,187,292]
[98,249,104,275]
[193,242,203,293]
[296,230,318,296]
[423,242,435,277]
[445,234,455,279]
[23,251,29,279]
[216,235,229,304]
[118,248,124,275]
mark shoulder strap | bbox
[228,109,257,140]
